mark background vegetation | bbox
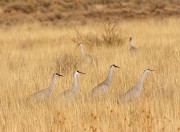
[0,0,179,25]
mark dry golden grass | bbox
[0,17,180,132]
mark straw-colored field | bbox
[0,18,179,132]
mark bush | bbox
[55,53,81,74]
[72,22,125,47]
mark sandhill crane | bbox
[29,73,63,101]
[77,43,98,65]
[91,64,120,96]
[130,37,137,52]
[120,69,154,101]
[59,70,85,99]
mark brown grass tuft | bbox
[4,3,35,14]
[73,22,125,47]
[55,53,81,74]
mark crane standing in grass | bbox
[29,73,63,101]
[59,70,85,99]
[120,69,154,101]
[130,37,137,52]
[91,64,120,96]
[77,43,98,65]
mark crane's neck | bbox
[80,46,85,56]
[48,75,56,91]
[130,40,133,48]
[137,71,148,90]
[72,73,78,91]
[105,66,114,85]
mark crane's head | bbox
[111,64,120,68]
[74,70,86,75]
[54,73,63,77]
[77,43,83,47]
[145,69,155,73]
[130,37,132,41]
[75,43,83,51]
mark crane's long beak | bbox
[150,70,155,72]
[76,43,81,47]
[56,73,63,77]
[78,71,86,74]
[115,65,120,68]
[113,65,120,68]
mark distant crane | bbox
[29,73,63,101]
[91,64,120,96]
[59,70,85,99]
[77,43,98,65]
[129,37,137,52]
[120,69,154,101]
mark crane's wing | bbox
[91,82,109,96]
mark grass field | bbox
[0,17,180,131]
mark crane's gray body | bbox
[59,71,84,99]
[130,37,137,52]
[91,81,109,96]
[29,73,61,101]
[63,88,78,99]
[121,69,153,101]
[91,64,119,96]
[78,43,98,65]
[63,71,78,99]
